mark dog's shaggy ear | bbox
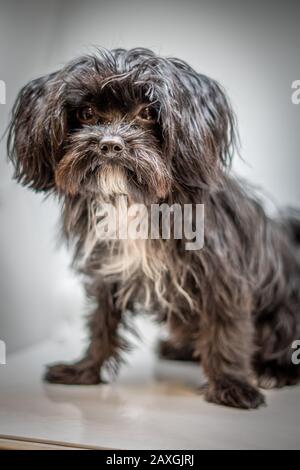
[7,71,66,191]
[163,59,237,188]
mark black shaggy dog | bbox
[7,48,300,409]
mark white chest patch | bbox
[82,165,166,308]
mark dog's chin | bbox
[98,164,129,199]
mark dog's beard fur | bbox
[8,47,300,408]
[79,170,170,313]
[82,187,185,315]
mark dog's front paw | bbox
[44,360,101,385]
[205,375,266,409]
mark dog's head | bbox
[8,48,236,203]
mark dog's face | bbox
[55,85,169,202]
[8,48,236,203]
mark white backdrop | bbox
[0,0,299,353]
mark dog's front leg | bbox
[44,283,123,385]
[198,313,266,409]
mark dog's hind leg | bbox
[252,209,300,389]
[158,338,197,362]
[255,361,300,389]
[254,339,300,389]
[253,305,300,390]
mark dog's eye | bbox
[138,106,157,122]
[77,106,97,124]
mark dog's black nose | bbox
[100,136,124,155]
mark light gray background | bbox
[0,0,299,353]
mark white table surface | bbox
[0,317,299,449]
